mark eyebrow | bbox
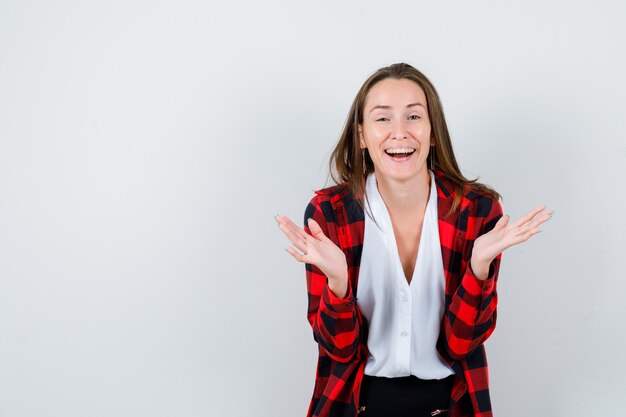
[369,103,426,114]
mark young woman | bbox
[276,63,552,417]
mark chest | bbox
[329,187,473,300]
[389,213,425,285]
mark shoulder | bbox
[467,186,501,210]
[464,186,503,234]
[433,167,502,220]
[313,182,350,198]
[309,182,354,209]
[434,168,498,201]
[306,182,364,231]
[305,183,347,218]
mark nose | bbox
[391,117,409,139]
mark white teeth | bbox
[385,148,416,155]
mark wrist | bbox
[470,257,491,281]
[327,268,348,285]
[328,276,349,298]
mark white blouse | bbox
[356,169,455,379]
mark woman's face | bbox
[358,78,434,182]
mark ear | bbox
[358,124,365,149]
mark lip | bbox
[385,150,416,164]
[384,147,416,151]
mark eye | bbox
[409,115,420,120]
[376,117,389,122]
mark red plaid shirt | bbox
[303,168,503,417]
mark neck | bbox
[375,168,432,215]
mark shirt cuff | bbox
[321,279,357,313]
[463,258,497,297]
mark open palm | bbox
[275,214,348,283]
[473,205,553,264]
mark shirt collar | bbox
[365,169,438,232]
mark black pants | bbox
[357,373,454,417]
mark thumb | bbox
[307,218,328,240]
[494,214,509,230]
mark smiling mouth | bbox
[384,149,416,162]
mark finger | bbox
[514,205,552,227]
[287,213,311,240]
[515,222,535,236]
[516,227,543,243]
[278,214,311,242]
[533,211,553,228]
[285,245,306,263]
[524,208,553,230]
[516,221,547,241]
[512,205,548,228]
[494,214,510,230]
[278,222,309,255]
[307,218,329,241]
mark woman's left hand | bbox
[471,205,554,279]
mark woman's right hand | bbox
[276,214,349,296]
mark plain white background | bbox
[1,1,624,416]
